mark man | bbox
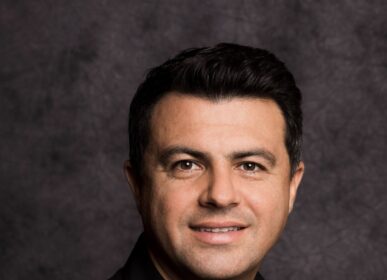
[109,43,305,280]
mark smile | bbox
[195,227,242,233]
[190,224,246,245]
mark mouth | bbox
[189,222,247,244]
[192,226,243,233]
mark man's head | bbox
[125,43,304,279]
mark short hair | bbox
[129,43,302,178]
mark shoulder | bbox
[107,267,124,280]
[106,234,163,280]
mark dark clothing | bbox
[108,235,264,280]
[108,235,163,280]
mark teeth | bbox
[197,227,241,233]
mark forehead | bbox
[148,93,286,151]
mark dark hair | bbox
[129,43,302,177]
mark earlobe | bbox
[288,161,305,214]
[123,160,142,211]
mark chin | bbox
[187,265,253,280]
[178,252,258,280]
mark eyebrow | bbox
[158,146,210,165]
[228,149,277,167]
[158,146,276,167]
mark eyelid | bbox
[237,161,267,172]
[167,159,204,179]
[171,159,203,171]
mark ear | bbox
[124,160,142,211]
[288,161,305,214]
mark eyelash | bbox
[238,162,266,173]
[170,160,266,173]
[171,160,201,171]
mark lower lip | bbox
[191,228,245,245]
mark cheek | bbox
[144,182,195,232]
[244,180,290,227]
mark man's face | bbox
[126,93,304,279]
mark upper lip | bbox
[189,221,248,229]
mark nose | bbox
[199,164,240,209]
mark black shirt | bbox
[108,235,264,280]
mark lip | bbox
[189,221,248,245]
[190,221,248,228]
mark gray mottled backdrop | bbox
[1,0,386,279]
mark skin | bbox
[125,93,304,280]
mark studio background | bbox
[1,1,386,279]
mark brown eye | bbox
[240,162,264,172]
[173,160,201,171]
[169,160,202,179]
[179,160,194,170]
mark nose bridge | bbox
[200,161,240,208]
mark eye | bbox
[173,160,201,171]
[168,160,202,179]
[239,162,265,172]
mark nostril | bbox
[198,168,240,208]
[200,188,240,209]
